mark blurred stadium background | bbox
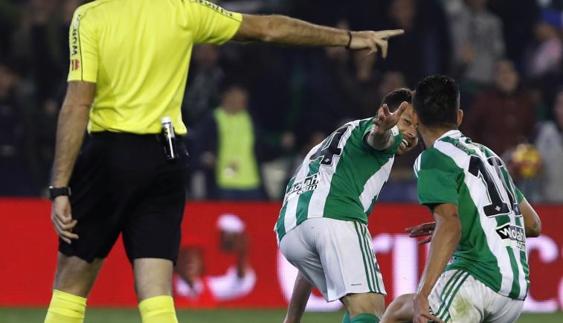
[1,0,563,322]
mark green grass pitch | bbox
[1,308,562,323]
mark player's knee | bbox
[343,293,385,318]
[387,293,410,312]
[381,294,414,323]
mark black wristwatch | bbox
[48,186,71,200]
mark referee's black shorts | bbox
[59,132,189,263]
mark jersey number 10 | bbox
[469,155,521,217]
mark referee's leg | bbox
[44,254,103,323]
[134,258,178,323]
[45,137,111,323]
[125,144,188,323]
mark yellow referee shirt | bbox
[68,0,242,134]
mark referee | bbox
[45,1,403,322]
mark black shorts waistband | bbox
[89,131,184,142]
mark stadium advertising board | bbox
[1,200,561,312]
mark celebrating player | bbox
[381,75,542,323]
[276,88,418,323]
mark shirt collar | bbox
[435,129,462,142]
[432,129,462,146]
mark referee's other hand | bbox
[51,196,79,244]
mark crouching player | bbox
[381,75,542,323]
[275,88,419,323]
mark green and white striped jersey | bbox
[414,130,529,300]
[275,118,403,242]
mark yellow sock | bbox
[139,295,178,323]
[44,289,87,323]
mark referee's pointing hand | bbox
[51,196,79,244]
[349,29,404,58]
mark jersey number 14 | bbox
[311,125,349,165]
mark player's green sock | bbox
[342,312,351,323]
[350,313,379,323]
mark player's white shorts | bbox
[429,269,524,323]
[279,217,386,302]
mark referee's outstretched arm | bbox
[235,14,403,58]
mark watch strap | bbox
[49,186,71,200]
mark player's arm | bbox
[50,81,95,243]
[366,102,407,150]
[283,271,312,323]
[414,203,460,323]
[519,197,541,237]
[234,15,403,57]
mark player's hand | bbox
[51,196,79,244]
[413,293,442,323]
[349,29,404,58]
[406,222,436,245]
[374,102,408,134]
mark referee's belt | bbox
[89,131,185,142]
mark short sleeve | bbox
[515,187,524,204]
[68,7,98,82]
[187,0,243,45]
[414,149,462,206]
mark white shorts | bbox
[279,217,386,302]
[429,269,524,323]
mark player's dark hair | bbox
[413,75,460,128]
[381,88,412,112]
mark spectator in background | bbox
[0,62,36,195]
[448,0,505,86]
[464,59,536,157]
[415,0,452,76]
[33,98,59,188]
[382,0,426,85]
[335,49,380,120]
[0,0,20,59]
[299,20,354,135]
[182,45,224,127]
[376,71,407,109]
[198,85,262,200]
[197,85,293,200]
[527,22,562,79]
[535,88,563,202]
[11,0,68,103]
[489,0,540,72]
[382,0,451,85]
[288,0,344,26]
[174,213,256,306]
